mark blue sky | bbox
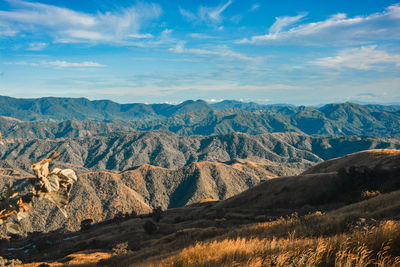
[0,0,400,105]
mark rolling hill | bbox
[2,149,399,266]
[0,158,280,234]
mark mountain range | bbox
[0,131,399,235]
[1,95,400,265]
[1,96,400,137]
[1,131,400,174]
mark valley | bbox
[0,97,400,266]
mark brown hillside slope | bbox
[0,158,277,234]
[3,149,400,266]
[303,149,400,174]
[0,171,152,234]
[216,149,400,214]
[2,132,400,174]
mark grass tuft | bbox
[155,220,400,267]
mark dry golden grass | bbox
[153,218,400,267]
[361,190,381,199]
[198,198,218,203]
[96,191,400,267]
[21,251,113,267]
[366,149,400,155]
[303,149,400,175]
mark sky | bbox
[0,0,400,105]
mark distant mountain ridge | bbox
[0,96,213,121]
[1,131,399,174]
[1,96,400,137]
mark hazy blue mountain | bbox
[211,100,294,111]
[0,96,399,137]
[0,96,212,121]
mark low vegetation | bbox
[153,214,400,267]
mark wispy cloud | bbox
[0,0,96,26]
[268,13,307,36]
[169,42,256,61]
[0,0,162,43]
[3,61,39,66]
[188,33,215,39]
[127,33,153,39]
[250,3,260,12]
[122,28,175,48]
[180,0,232,24]
[238,4,400,45]
[27,42,48,51]
[230,2,262,23]
[313,45,400,70]
[3,60,106,68]
[45,61,106,68]
[0,21,18,36]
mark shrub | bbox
[80,219,93,231]
[152,206,163,222]
[113,242,129,255]
[143,220,157,235]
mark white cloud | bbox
[111,83,297,95]
[45,61,106,68]
[180,0,232,24]
[0,0,162,43]
[109,28,175,48]
[250,4,260,12]
[205,0,232,22]
[61,29,105,41]
[0,0,96,27]
[27,42,48,51]
[127,33,153,39]
[188,33,215,39]
[179,7,196,21]
[230,3,261,24]
[238,4,400,45]
[169,42,255,61]
[3,61,39,66]
[207,98,224,103]
[3,60,106,68]
[0,21,18,36]
[313,45,400,70]
[268,14,306,36]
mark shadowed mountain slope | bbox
[303,149,400,174]
[2,149,400,266]
[216,150,400,213]
[0,158,279,234]
[1,132,400,174]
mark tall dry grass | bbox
[155,219,400,267]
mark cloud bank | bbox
[238,4,400,45]
[313,45,400,70]
[0,0,162,43]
